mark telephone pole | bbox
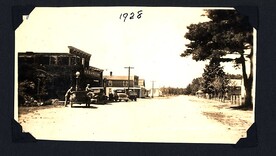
[151,81,155,98]
[124,66,134,91]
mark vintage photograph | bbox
[15,7,256,143]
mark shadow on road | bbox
[70,105,98,109]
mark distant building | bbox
[148,88,162,97]
[18,46,103,99]
[103,72,146,97]
[138,79,145,87]
[138,79,147,98]
[228,78,242,105]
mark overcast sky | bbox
[15,7,241,89]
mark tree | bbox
[18,80,36,105]
[160,87,185,95]
[184,84,192,95]
[18,63,55,102]
[184,77,203,95]
[212,75,229,100]
[181,9,253,108]
[202,60,228,99]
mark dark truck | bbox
[69,91,91,107]
[69,87,108,107]
[89,87,108,104]
[113,89,128,102]
[127,90,138,101]
[112,89,138,102]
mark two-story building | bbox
[18,46,103,100]
[103,72,146,97]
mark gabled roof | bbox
[88,66,103,72]
[68,46,91,59]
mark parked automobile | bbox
[69,91,91,107]
[127,90,137,101]
[114,89,128,102]
[89,87,108,104]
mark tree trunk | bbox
[244,82,253,108]
[240,49,253,108]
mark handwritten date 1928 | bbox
[119,10,143,22]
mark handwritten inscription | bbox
[119,10,143,22]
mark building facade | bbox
[103,73,146,97]
[228,78,242,105]
[18,46,103,100]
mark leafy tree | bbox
[181,9,253,108]
[184,77,203,95]
[18,64,55,102]
[184,84,192,95]
[202,60,228,98]
[191,78,202,95]
[212,75,229,100]
[18,80,36,105]
[160,87,185,95]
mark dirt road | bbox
[18,95,253,144]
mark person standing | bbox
[85,84,91,92]
[64,87,73,107]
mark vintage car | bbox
[69,91,91,107]
[69,87,108,107]
[127,90,137,101]
[89,87,108,104]
[114,89,129,102]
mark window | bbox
[70,57,76,65]
[58,56,69,65]
[123,81,128,87]
[36,56,50,65]
[50,56,57,65]
[108,80,112,86]
[76,57,81,65]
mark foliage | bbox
[160,87,185,95]
[183,84,192,95]
[18,63,56,104]
[181,9,253,108]
[212,75,229,97]
[18,80,36,105]
[202,60,229,97]
[182,10,252,61]
[184,77,203,95]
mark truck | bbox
[113,89,129,102]
[69,87,108,107]
[127,90,138,101]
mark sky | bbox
[15,7,241,89]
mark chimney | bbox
[110,71,112,76]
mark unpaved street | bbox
[18,95,253,144]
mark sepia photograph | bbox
[14,7,256,144]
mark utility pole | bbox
[124,66,134,91]
[151,81,155,98]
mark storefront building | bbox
[18,46,103,100]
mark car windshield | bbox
[91,89,101,93]
[116,90,125,93]
[129,91,136,95]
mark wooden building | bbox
[18,46,103,100]
[228,79,242,105]
[103,72,145,97]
